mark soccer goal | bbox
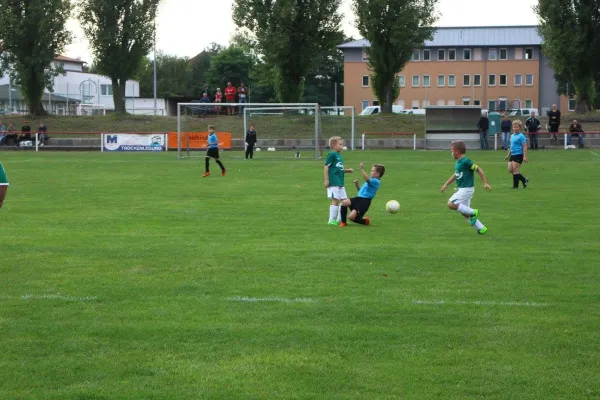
[176,102,321,160]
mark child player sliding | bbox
[339,162,385,227]
[324,136,353,225]
[440,140,491,235]
[202,125,226,177]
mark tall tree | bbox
[353,0,438,113]
[233,0,343,103]
[79,0,160,113]
[136,52,193,97]
[0,0,71,116]
[535,0,600,113]
[205,46,254,92]
[189,43,224,97]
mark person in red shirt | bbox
[224,82,237,115]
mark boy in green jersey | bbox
[324,136,353,225]
[0,161,8,209]
[440,141,492,235]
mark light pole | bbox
[153,14,157,115]
[8,80,12,112]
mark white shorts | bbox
[327,186,347,200]
[449,187,474,207]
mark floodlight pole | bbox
[153,15,157,116]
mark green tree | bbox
[0,0,71,116]
[136,53,193,97]
[205,46,254,93]
[536,0,600,113]
[79,0,160,113]
[189,43,224,97]
[353,0,437,112]
[233,0,343,103]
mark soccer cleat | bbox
[469,209,479,226]
[478,226,488,235]
[365,217,370,225]
[328,220,339,226]
[339,222,348,227]
[222,169,226,176]
[202,172,210,177]
[523,178,529,188]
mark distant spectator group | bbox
[197,81,249,117]
[0,119,48,147]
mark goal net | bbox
[176,102,323,160]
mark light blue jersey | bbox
[208,133,218,149]
[510,133,527,155]
[357,178,381,199]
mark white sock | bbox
[457,204,474,215]
[336,205,342,222]
[474,220,484,230]
[329,205,338,222]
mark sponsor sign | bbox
[167,132,232,149]
[103,133,167,152]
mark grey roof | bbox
[338,26,542,48]
[0,85,80,102]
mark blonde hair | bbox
[451,140,466,154]
[512,120,523,131]
[329,136,343,148]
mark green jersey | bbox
[454,156,478,188]
[0,161,8,186]
[325,151,345,187]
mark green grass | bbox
[1,149,599,399]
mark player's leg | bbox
[327,187,341,225]
[336,187,348,223]
[0,186,6,209]
[203,156,211,177]
[0,163,8,209]
[448,189,476,218]
[249,144,255,159]
[339,198,353,226]
[351,198,371,225]
[512,158,527,188]
[245,145,250,159]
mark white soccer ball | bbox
[267,147,276,151]
[343,146,348,150]
[256,147,261,152]
[386,200,400,214]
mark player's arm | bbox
[324,165,329,187]
[353,179,360,191]
[504,147,511,160]
[359,162,370,182]
[522,141,528,163]
[344,167,354,173]
[440,174,455,192]
[474,165,492,191]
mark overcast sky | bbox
[64,0,539,63]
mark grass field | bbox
[1,149,599,399]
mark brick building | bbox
[338,26,573,115]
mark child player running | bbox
[441,140,492,235]
[339,162,385,227]
[324,136,353,225]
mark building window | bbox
[525,100,533,109]
[463,74,471,86]
[488,100,496,111]
[100,84,113,96]
[463,49,471,60]
[474,100,481,106]
[438,49,446,61]
[412,50,420,61]
[412,100,420,109]
[515,48,523,60]
[447,100,456,106]
[515,74,522,86]
[500,48,508,60]
[423,49,430,61]
[437,99,445,105]
[568,98,576,111]
[488,74,496,86]
[437,75,445,87]
[525,48,534,60]
[448,49,456,60]
[489,48,497,60]
[362,49,368,61]
[474,74,481,86]
[499,74,507,86]
[361,100,369,111]
[462,98,470,105]
[398,75,405,87]
[448,75,456,87]
[412,75,420,87]
[423,75,430,87]
[362,76,369,87]
[525,74,534,86]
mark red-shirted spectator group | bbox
[195,81,249,117]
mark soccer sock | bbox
[337,205,342,222]
[329,205,338,222]
[513,174,519,187]
[457,204,474,215]
[216,160,225,171]
[205,157,210,172]
[518,173,527,183]
[340,206,348,223]
[474,220,485,230]
[354,216,367,225]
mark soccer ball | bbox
[386,200,400,214]
[256,147,261,152]
[343,146,348,150]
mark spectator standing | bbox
[245,123,257,160]
[525,112,541,150]
[215,88,223,114]
[547,104,561,145]
[198,93,211,117]
[0,120,6,145]
[568,119,585,148]
[500,114,512,150]
[224,82,237,115]
[6,122,17,146]
[477,112,490,150]
[238,82,248,115]
[38,122,47,146]
[19,120,32,144]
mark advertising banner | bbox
[102,133,167,152]
[167,132,232,149]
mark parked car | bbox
[399,109,426,115]
[505,108,539,117]
[360,105,405,115]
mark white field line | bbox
[412,299,549,307]
[0,294,98,302]
[227,296,318,303]
[590,151,600,157]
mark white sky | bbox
[65,0,539,63]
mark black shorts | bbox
[509,154,524,164]
[206,148,220,159]
[349,197,372,217]
[549,125,559,133]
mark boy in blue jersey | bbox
[504,120,529,189]
[339,162,385,227]
[203,125,226,177]
[441,141,491,235]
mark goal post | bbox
[320,106,356,150]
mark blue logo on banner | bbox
[106,135,118,144]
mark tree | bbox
[0,0,71,116]
[135,52,193,97]
[79,0,160,113]
[353,0,438,113]
[189,43,224,97]
[536,0,600,113]
[205,46,254,92]
[233,0,343,103]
